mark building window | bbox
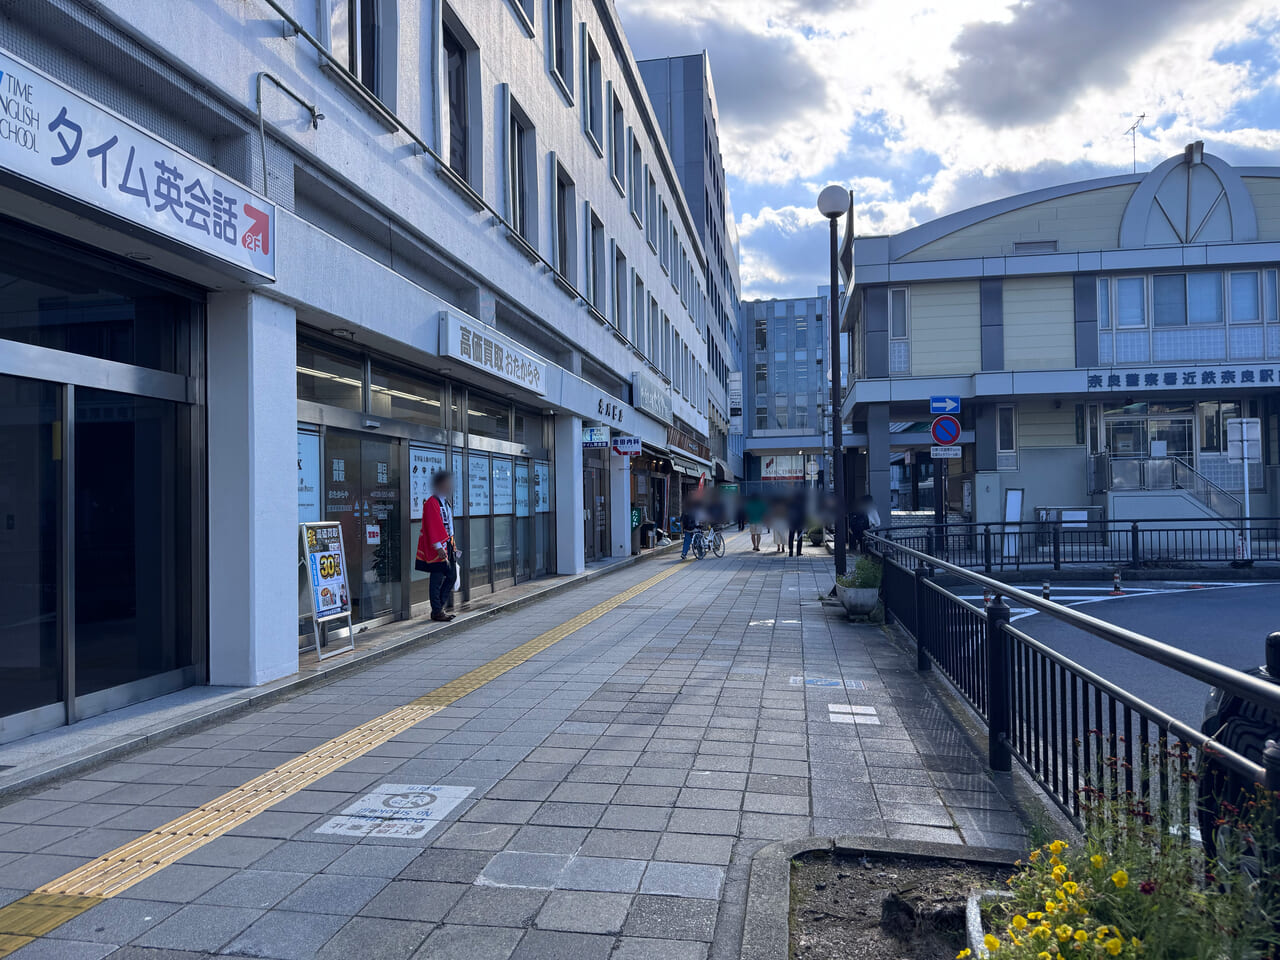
[1230,271,1260,324]
[1189,273,1223,324]
[774,394,788,429]
[629,134,643,222]
[646,170,657,250]
[610,89,625,193]
[659,201,670,272]
[755,410,768,430]
[549,0,572,98]
[648,297,659,366]
[1266,270,1279,323]
[553,161,576,282]
[997,405,1017,454]
[583,30,603,152]
[507,0,535,33]
[442,19,475,184]
[504,92,535,245]
[613,248,628,332]
[634,276,646,351]
[889,287,908,339]
[1097,277,1111,330]
[587,208,605,312]
[1153,274,1186,327]
[1115,277,1146,327]
[323,0,392,102]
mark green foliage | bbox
[837,554,882,590]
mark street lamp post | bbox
[817,185,848,577]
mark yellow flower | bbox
[1012,915,1028,931]
[1049,855,1062,866]
[1029,849,1041,862]
[1090,854,1105,870]
[1056,925,1074,942]
[1105,938,1124,956]
[956,950,972,959]
[1038,954,1052,960]
[1062,881,1078,895]
[1049,840,1068,855]
[984,934,1001,952]
[1074,930,1090,943]
[1111,870,1129,889]
[1028,912,1043,920]
[1052,865,1067,881]
[1044,901,1057,915]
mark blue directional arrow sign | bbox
[930,395,961,414]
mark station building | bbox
[846,144,1280,527]
[0,0,728,742]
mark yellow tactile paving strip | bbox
[0,561,683,956]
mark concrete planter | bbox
[966,889,1013,958]
[835,584,878,616]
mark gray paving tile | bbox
[48,899,180,944]
[527,802,605,828]
[665,808,739,836]
[639,861,725,899]
[411,923,523,960]
[220,909,348,960]
[578,829,659,860]
[197,871,310,909]
[653,832,734,866]
[533,890,631,934]
[359,880,468,921]
[596,805,671,832]
[505,825,588,855]
[275,873,389,915]
[433,821,519,850]
[323,844,420,877]
[477,851,571,889]
[511,930,614,960]
[444,887,548,927]
[178,837,283,869]
[247,841,344,874]
[622,894,719,941]
[398,848,491,883]
[611,937,709,960]
[118,866,237,905]
[132,904,263,952]
[316,917,431,960]
[557,856,646,893]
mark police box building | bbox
[847,144,1280,528]
[0,0,724,742]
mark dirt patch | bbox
[790,851,1009,960]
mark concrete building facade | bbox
[846,145,1280,527]
[0,0,719,742]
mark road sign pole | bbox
[1243,432,1252,560]
[933,458,947,557]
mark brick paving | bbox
[0,534,1025,959]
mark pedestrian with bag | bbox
[415,470,458,622]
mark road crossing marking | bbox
[0,559,687,956]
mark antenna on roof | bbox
[1123,114,1146,174]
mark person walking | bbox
[679,500,699,560]
[745,494,766,551]
[787,488,807,557]
[415,470,457,622]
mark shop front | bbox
[296,333,556,634]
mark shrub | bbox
[836,555,882,589]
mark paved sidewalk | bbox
[0,533,1025,960]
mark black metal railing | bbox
[869,533,1280,834]
[884,517,1280,572]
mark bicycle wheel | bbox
[712,531,725,557]
[693,535,707,560]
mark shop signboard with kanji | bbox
[0,49,275,279]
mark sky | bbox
[615,0,1280,301]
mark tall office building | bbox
[638,52,743,482]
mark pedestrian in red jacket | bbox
[415,471,457,621]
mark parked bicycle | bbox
[689,524,725,559]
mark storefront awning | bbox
[672,456,708,477]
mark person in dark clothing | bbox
[787,488,806,557]
[679,504,698,559]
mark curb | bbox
[0,542,680,799]
[740,835,1017,960]
[931,565,1280,584]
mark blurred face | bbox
[436,476,454,499]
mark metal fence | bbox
[870,533,1280,834]
[883,517,1280,572]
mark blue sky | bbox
[616,0,1280,300]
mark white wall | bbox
[554,414,585,574]
[206,292,299,686]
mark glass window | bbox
[507,101,534,244]
[550,0,571,88]
[1265,270,1278,323]
[0,375,62,717]
[1116,277,1146,327]
[1199,401,1221,452]
[997,405,1016,453]
[297,341,364,411]
[0,226,186,373]
[443,23,469,179]
[795,320,807,348]
[467,394,511,440]
[1097,278,1111,330]
[1230,272,1260,323]
[1188,272,1223,324]
[1153,274,1186,327]
[369,363,442,427]
[555,165,574,280]
[890,288,908,339]
[585,36,603,147]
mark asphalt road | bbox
[950,581,1280,731]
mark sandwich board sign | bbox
[300,522,354,660]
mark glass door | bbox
[466,452,492,591]
[492,457,515,587]
[0,375,62,723]
[361,438,401,619]
[515,459,533,582]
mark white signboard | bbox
[534,461,551,514]
[931,445,962,459]
[409,445,446,518]
[316,784,473,840]
[613,435,641,457]
[582,425,609,448]
[468,453,490,516]
[0,50,275,279]
[452,452,463,516]
[492,458,514,514]
[728,371,743,435]
[301,522,351,621]
[515,461,531,517]
[364,524,381,546]
[440,311,547,395]
[297,432,321,522]
[1227,417,1262,463]
[632,371,673,425]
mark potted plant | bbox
[836,554,881,615]
[808,524,826,546]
